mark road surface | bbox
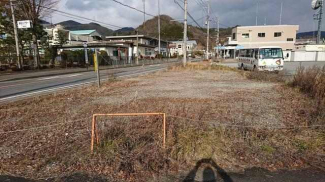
[0,62,176,103]
[217,61,325,74]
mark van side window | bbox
[254,49,259,59]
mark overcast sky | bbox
[48,0,322,32]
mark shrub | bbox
[290,66,325,123]
[245,71,288,83]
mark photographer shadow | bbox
[183,158,233,182]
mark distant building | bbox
[169,40,197,56]
[105,35,168,58]
[44,25,103,46]
[232,25,299,50]
[69,30,102,44]
[44,25,69,46]
[216,25,299,59]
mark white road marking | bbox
[149,64,161,67]
[37,76,60,80]
[37,73,83,81]
[63,73,83,78]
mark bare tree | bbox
[16,0,59,69]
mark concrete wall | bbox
[291,51,325,61]
[232,25,299,50]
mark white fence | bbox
[289,51,325,62]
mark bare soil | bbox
[0,64,324,181]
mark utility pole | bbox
[317,1,323,44]
[183,0,188,67]
[279,1,283,25]
[158,0,161,56]
[143,0,146,29]
[10,0,22,70]
[216,17,220,59]
[256,0,259,26]
[136,30,139,65]
[206,0,210,60]
[217,17,220,45]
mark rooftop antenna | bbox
[143,0,146,29]
[312,0,324,44]
[279,1,283,25]
[256,0,259,25]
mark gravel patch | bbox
[92,70,285,127]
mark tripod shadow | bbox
[183,158,233,182]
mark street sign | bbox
[83,42,88,48]
[17,20,32,29]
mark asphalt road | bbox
[0,62,176,103]
[217,61,325,74]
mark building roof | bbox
[106,35,147,39]
[235,25,299,29]
[105,35,168,43]
[171,40,197,45]
[70,30,96,35]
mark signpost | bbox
[94,49,101,88]
[17,20,32,29]
[10,0,22,69]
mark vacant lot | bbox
[0,64,324,181]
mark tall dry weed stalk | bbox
[291,66,325,124]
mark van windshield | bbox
[259,48,283,59]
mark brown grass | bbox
[245,66,325,126]
[0,64,325,181]
[290,66,325,125]
[244,70,288,83]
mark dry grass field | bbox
[0,64,324,181]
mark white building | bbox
[105,35,168,58]
[169,40,197,56]
[44,25,69,46]
[216,25,299,59]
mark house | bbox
[216,25,299,58]
[169,40,197,56]
[105,35,168,58]
[69,30,102,44]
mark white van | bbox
[237,46,284,71]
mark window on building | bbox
[287,38,294,41]
[178,45,182,49]
[274,32,282,37]
[113,50,118,57]
[232,33,236,40]
[242,33,249,38]
[145,48,152,56]
[258,33,265,37]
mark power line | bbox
[174,0,204,30]
[40,5,123,29]
[111,0,155,17]
[3,0,123,30]
[50,12,121,31]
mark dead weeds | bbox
[0,64,324,181]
